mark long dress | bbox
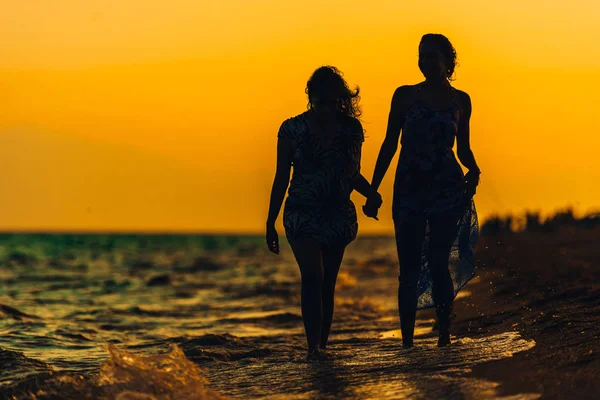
[278,111,364,247]
[392,85,479,309]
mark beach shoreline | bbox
[0,229,598,399]
[448,228,600,399]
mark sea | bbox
[0,234,536,399]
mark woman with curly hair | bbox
[364,34,481,348]
[266,66,381,359]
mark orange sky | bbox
[1,0,599,233]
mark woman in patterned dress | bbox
[364,34,481,348]
[266,66,382,359]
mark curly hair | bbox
[305,66,362,119]
[420,34,459,81]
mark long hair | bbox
[305,66,362,119]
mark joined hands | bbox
[363,192,383,220]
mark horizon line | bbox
[0,229,396,237]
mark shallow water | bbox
[0,234,537,399]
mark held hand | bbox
[362,204,380,220]
[363,192,382,220]
[266,224,280,254]
[368,191,383,209]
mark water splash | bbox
[94,344,224,400]
[1,344,225,400]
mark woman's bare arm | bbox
[456,91,479,172]
[456,90,479,172]
[266,136,293,226]
[455,90,480,193]
[370,86,410,191]
[353,173,380,200]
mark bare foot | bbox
[306,348,329,361]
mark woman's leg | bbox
[394,216,427,348]
[289,238,325,354]
[319,243,346,349]
[428,214,460,347]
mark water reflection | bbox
[0,235,539,399]
[305,359,355,399]
[200,331,536,399]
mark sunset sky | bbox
[1,0,599,233]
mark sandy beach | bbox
[452,227,600,399]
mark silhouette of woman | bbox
[364,34,480,348]
[266,66,381,359]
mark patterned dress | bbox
[393,85,479,309]
[278,112,364,247]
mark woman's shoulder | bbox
[453,88,471,104]
[278,112,309,139]
[451,88,472,114]
[391,84,421,108]
[281,111,309,125]
[394,84,419,96]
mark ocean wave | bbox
[0,304,41,321]
[173,257,226,273]
[222,281,298,300]
[0,347,54,386]
[0,344,224,400]
[173,334,277,363]
[217,312,302,326]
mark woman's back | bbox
[279,112,364,208]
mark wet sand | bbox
[450,227,600,399]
